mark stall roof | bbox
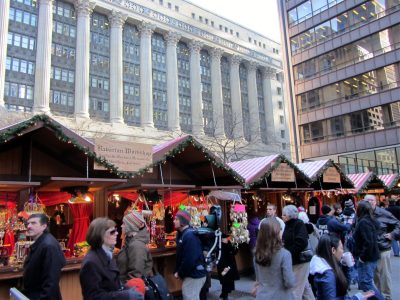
[346,172,386,193]
[0,114,127,178]
[228,154,310,188]
[36,177,127,192]
[378,174,400,191]
[0,181,40,192]
[296,159,353,189]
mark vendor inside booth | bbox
[0,115,133,299]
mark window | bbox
[159,0,163,5]
[225,27,228,33]
[281,130,285,138]
[175,6,179,11]
[278,101,283,109]
[219,25,223,30]
[282,143,287,150]
[280,115,284,124]
[167,2,171,9]
[230,29,233,34]
[236,32,239,37]
[211,21,214,27]
[199,16,203,22]
[277,87,282,95]
[192,13,195,19]
[248,37,252,42]
[205,19,208,24]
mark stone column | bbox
[164,31,181,131]
[0,0,10,108]
[229,55,243,139]
[210,48,225,138]
[74,0,95,119]
[138,22,155,128]
[247,61,261,141]
[109,10,127,124]
[262,67,277,143]
[189,40,204,135]
[33,0,54,114]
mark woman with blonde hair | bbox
[253,217,295,299]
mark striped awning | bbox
[378,174,400,190]
[296,160,330,181]
[152,135,189,156]
[345,172,388,192]
[228,155,280,184]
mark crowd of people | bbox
[19,194,400,300]
[251,195,400,300]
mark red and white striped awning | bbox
[152,135,189,155]
[296,160,330,180]
[228,155,280,184]
[346,173,374,192]
[378,174,400,190]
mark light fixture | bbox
[61,186,92,204]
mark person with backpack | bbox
[173,210,206,300]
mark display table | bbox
[0,248,181,299]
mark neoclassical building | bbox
[0,0,289,158]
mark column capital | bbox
[138,21,156,37]
[210,48,224,60]
[164,31,181,47]
[74,0,95,16]
[38,0,54,5]
[261,67,277,79]
[228,55,241,66]
[246,60,258,72]
[189,40,203,54]
[109,10,127,28]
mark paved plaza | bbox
[207,254,400,300]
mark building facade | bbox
[278,0,400,173]
[0,0,289,159]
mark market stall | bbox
[0,115,130,299]
[345,172,387,202]
[108,135,245,294]
[378,174,400,194]
[295,160,354,223]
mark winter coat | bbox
[387,203,400,221]
[80,248,143,300]
[117,228,153,283]
[353,216,380,262]
[373,206,400,251]
[282,218,309,265]
[316,215,350,237]
[217,240,239,294]
[310,255,364,300]
[175,227,207,279]
[342,208,355,225]
[255,248,295,300]
[247,216,260,249]
[22,232,66,300]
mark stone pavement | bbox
[207,253,400,300]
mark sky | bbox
[189,0,281,42]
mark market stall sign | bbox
[271,163,295,182]
[323,167,341,183]
[94,139,153,172]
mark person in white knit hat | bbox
[117,210,153,283]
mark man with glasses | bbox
[23,213,66,300]
[364,194,400,300]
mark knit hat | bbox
[176,210,191,226]
[126,278,145,295]
[322,205,332,215]
[344,199,355,209]
[123,210,146,233]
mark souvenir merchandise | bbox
[229,201,250,247]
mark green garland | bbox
[147,135,246,186]
[0,115,246,183]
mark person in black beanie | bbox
[343,199,356,225]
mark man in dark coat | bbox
[23,213,66,300]
[387,198,400,256]
[174,210,206,300]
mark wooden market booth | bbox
[346,172,387,202]
[228,154,312,273]
[0,115,130,299]
[295,160,354,223]
[378,174,400,195]
[107,135,245,295]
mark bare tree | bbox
[203,113,259,164]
